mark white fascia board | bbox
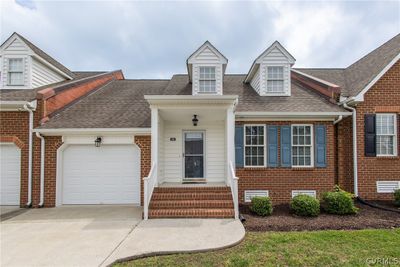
[235,111,352,121]
[33,128,151,136]
[145,95,238,106]
[291,69,341,88]
[353,53,400,102]
[0,100,37,111]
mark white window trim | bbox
[7,57,25,86]
[244,124,266,168]
[376,113,398,157]
[291,124,314,168]
[266,65,285,94]
[198,66,216,94]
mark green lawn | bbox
[115,229,400,267]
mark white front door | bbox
[0,144,21,205]
[183,131,205,179]
[62,144,140,205]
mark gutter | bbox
[341,98,358,197]
[22,103,35,207]
[35,132,45,207]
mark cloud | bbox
[1,0,399,78]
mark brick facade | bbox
[344,61,400,201]
[135,135,151,206]
[236,121,337,204]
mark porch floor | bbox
[159,182,227,188]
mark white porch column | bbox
[226,106,235,185]
[151,107,159,185]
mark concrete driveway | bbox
[0,205,142,267]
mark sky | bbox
[1,0,399,79]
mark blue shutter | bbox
[235,126,244,167]
[315,125,327,167]
[281,126,291,167]
[267,126,278,167]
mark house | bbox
[0,32,398,220]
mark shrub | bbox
[394,189,400,207]
[250,196,273,216]
[322,186,358,215]
[290,194,320,217]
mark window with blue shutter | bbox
[315,125,327,167]
[235,126,244,167]
[267,126,278,167]
[364,114,376,157]
[281,125,291,167]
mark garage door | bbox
[0,144,21,205]
[62,144,140,205]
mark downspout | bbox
[342,102,358,197]
[23,103,34,207]
[333,115,343,125]
[36,132,45,207]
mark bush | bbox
[394,189,400,207]
[322,186,358,215]
[250,196,273,216]
[290,194,320,217]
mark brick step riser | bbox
[151,193,232,200]
[150,201,234,209]
[148,209,235,219]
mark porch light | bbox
[192,115,198,126]
[94,137,102,147]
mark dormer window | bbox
[266,66,284,93]
[199,66,216,93]
[8,58,24,86]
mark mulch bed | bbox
[241,202,400,232]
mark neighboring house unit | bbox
[0,32,398,219]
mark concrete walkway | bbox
[103,219,245,266]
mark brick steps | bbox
[149,208,235,218]
[148,186,234,218]
[150,199,234,209]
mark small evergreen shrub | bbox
[322,186,358,215]
[250,196,273,216]
[290,194,320,217]
[394,189,400,207]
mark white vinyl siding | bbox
[7,58,24,85]
[244,190,269,202]
[162,122,225,183]
[31,58,65,88]
[244,125,266,167]
[292,125,313,167]
[199,66,216,93]
[250,67,261,94]
[376,114,397,156]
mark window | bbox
[245,125,265,167]
[199,66,216,93]
[376,114,397,156]
[7,58,24,86]
[266,66,284,93]
[292,125,313,167]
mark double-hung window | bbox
[244,125,265,167]
[199,66,216,93]
[266,66,284,93]
[8,58,24,86]
[376,114,397,156]
[292,125,313,167]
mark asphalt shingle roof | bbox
[296,34,400,97]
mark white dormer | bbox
[0,33,72,90]
[187,41,228,96]
[245,41,295,96]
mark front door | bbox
[183,131,205,179]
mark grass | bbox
[115,229,400,267]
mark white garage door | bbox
[62,144,140,205]
[0,144,21,205]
